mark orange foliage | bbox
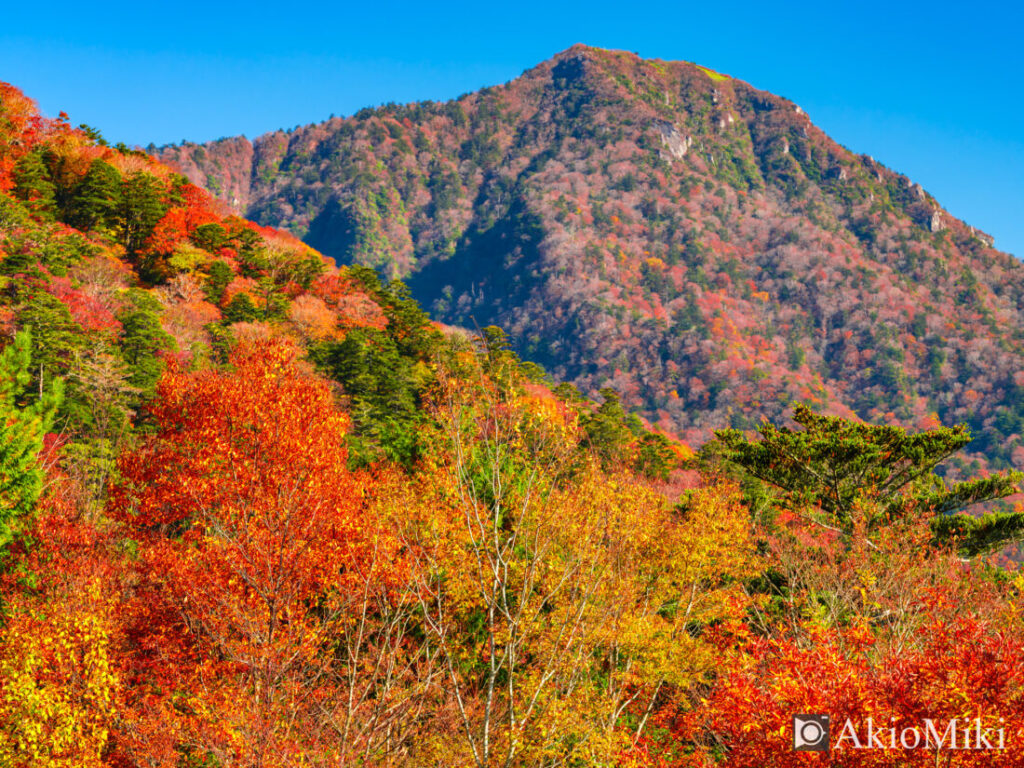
[668,598,1024,767]
[311,273,388,330]
[109,338,397,763]
[0,83,43,191]
[287,293,337,340]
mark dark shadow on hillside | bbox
[305,198,359,265]
[406,198,546,331]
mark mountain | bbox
[158,45,1024,471]
[3,76,1024,768]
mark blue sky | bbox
[3,1,1021,255]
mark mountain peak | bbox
[159,51,1023,464]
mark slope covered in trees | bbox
[4,78,1024,767]
[161,45,1024,474]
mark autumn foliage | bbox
[162,46,1024,478]
[2,78,1024,768]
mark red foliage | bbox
[144,184,221,254]
[0,83,43,192]
[311,273,388,330]
[144,207,190,254]
[48,275,121,333]
[108,338,397,761]
[670,597,1024,767]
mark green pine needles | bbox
[715,404,1024,558]
[0,330,63,556]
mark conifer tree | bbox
[69,158,122,231]
[715,404,1024,556]
[203,259,234,304]
[117,289,174,395]
[0,330,63,557]
[11,149,55,218]
[583,387,633,468]
[118,171,165,257]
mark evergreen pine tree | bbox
[0,330,63,558]
[203,259,234,304]
[12,149,55,218]
[70,158,122,231]
[582,388,633,468]
[715,404,1024,557]
[222,292,259,324]
[118,171,165,256]
[117,290,175,396]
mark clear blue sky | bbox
[3,1,1021,256]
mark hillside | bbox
[0,79,704,765]
[3,76,1024,768]
[160,45,1024,471]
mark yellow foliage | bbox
[0,582,118,768]
[388,358,761,764]
[167,241,209,273]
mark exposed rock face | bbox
[657,121,691,159]
[930,210,944,232]
[970,227,996,247]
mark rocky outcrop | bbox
[656,121,691,160]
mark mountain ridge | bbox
[159,45,996,243]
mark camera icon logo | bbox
[793,714,830,751]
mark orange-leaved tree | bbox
[109,337,404,766]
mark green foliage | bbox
[258,279,291,320]
[552,381,585,403]
[307,267,442,468]
[346,266,438,359]
[0,191,31,231]
[222,292,259,323]
[635,432,676,481]
[479,325,514,368]
[17,291,83,379]
[0,331,63,559]
[311,328,426,468]
[931,510,1024,558]
[117,289,175,395]
[203,260,234,304]
[191,222,227,252]
[77,123,108,146]
[166,243,208,274]
[118,172,166,258]
[12,150,55,218]
[69,159,122,231]
[715,404,1024,556]
[582,388,632,468]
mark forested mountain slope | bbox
[161,45,1024,470]
[4,76,1024,768]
